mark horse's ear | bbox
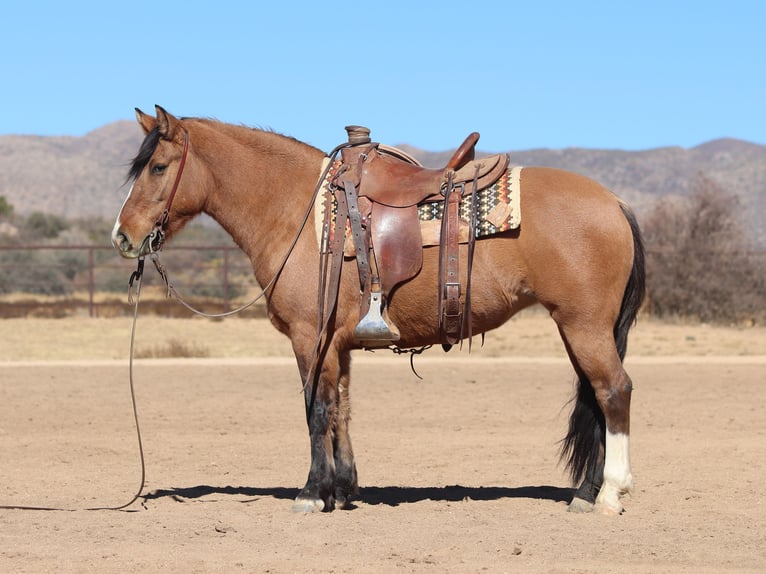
[135,108,156,135]
[155,105,180,141]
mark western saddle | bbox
[325,126,509,348]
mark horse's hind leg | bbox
[557,321,634,515]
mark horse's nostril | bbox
[113,231,130,252]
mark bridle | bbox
[145,128,190,253]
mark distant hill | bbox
[0,121,142,223]
[1,122,764,245]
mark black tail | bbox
[613,204,646,361]
[560,203,646,485]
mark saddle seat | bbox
[358,140,509,208]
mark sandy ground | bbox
[1,315,765,573]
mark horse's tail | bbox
[561,202,646,485]
[613,203,646,360]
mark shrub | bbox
[0,195,14,219]
[24,212,69,239]
[643,173,765,323]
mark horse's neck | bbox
[197,124,324,282]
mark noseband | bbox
[146,128,190,252]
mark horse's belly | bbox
[384,238,532,346]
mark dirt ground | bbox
[1,315,765,573]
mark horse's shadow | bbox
[142,484,574,507]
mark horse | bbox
[112,105,645,516]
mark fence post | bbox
[88,247,95,318]
[223,247,230,312]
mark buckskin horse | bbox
[112,106,645,516]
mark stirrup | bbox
[353,284,400,347]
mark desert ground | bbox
[1,313,764,573]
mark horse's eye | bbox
[151,164,167,175]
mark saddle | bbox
[328,126,509,347]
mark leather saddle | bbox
[330,127,509,347]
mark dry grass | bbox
[0,311,763,362]
[133,337,210,359]
[0,288,268,319]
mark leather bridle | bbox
[146,128,190,253]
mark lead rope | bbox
[0,146,352,512]
[90,256,149,510]
[0,258,148,512]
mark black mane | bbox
[126,126,161,183]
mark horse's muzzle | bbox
[112,229,155,259]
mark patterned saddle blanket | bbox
[315,159,522,254]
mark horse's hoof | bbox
[291,497,325,513]
[334,484,360,510]
[335,493,358,510]
[567,497,595,513]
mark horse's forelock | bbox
[126,126,161,183]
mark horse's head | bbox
[112,105,206,258]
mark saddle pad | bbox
[314,159,522,252]
[417,165,522,246]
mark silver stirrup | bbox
[353,284,400,347]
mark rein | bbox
[0,262,148,512]
[141,136,354,424]
[146,141,349,319]
[0,131,192,511]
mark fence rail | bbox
[0,244,260,317]
[1,244,764,319]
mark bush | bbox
[0,249,71,295]
[0,195,14,219]
[24,212,69,239]
[643,173,765,323]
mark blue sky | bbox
[1,1,763,152]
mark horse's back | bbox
[519,166,628,227]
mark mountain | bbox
[1,122,764,245]
[0,121,143,223]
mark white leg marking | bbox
[595,430,633,515]
[291,497,325,513]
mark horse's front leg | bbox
[333,350,359,508]
[292,343,356,513]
